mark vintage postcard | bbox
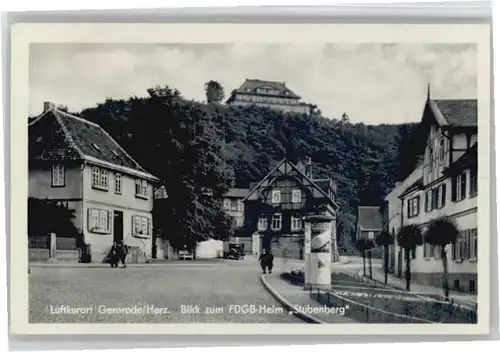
[9,23,491,335]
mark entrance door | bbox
[113,211,124,243]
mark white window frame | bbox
[51,164,65,187]
[470,170,478,197]
[115,173,122,194]
[292,189,301,203]
[235,217,244,227]
[87,208,111,234]
[132,215,151,238]
[237,200,244,212]
[291,215,302,230]
[91,166,109,191]
[258,216,268,231]
[470,228,477,260]
[271,189,281,204]
[223,199,230,210]
[135,179,148,198]
[271,213,282,231]
[425,190,433,212]
[438,138,445,164]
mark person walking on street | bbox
[259,248,269,274]
[108,242,119,268]
[116,241,129,268]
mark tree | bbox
[424,217,460,299]
[375,229,394,284]
[205,80,225,103]
[355,238,374,278]
[397,225,423,290]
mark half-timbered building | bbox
[242,157,339,259]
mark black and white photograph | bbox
[10,23,491,334]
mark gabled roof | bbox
[29,106,158,181]
[228,79,301,100]
[398,177,424,199]
[243,158,339,209]
[428,99,477,128]
[356,206,383,231]
[224,188,250,198]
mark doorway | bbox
[113,211,124,243]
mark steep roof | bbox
[444,142,478,176]
[428,99,477,127]
[243,158,339,209]
[356,206,383,231]
[29,106,158,181]
[230,79,301,99]
[224,188,250,198]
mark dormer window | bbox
[92,143,101,151]
[112,150,119,157]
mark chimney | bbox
[305,157,312,178]
[43,101,55,112]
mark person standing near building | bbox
[116,241,129,268]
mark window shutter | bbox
[132,216,136,235]
[441,184,446,206]
[87,209,92,231]
[451,177,457,202]
[461,173,467,199]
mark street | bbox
[29,257,302,323]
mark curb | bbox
[350,270,477,310]
[29,261,224,268]
[259,274,325,324]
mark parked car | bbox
[224,243,245,260]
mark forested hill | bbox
[71,86,418,248]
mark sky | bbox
[29,43,477,124]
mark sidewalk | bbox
[354,266,477,307]
[29,258,227,268]
[261,272,356,324]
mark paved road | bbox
[29,258,302,323]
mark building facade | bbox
[385,94,478,293]
[223,188,249,230]
[29,102,159,263]
[241,158,339,259]
[355,206,383,241]
[226,78,312,115]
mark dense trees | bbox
[77,84,420,250]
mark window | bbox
[470,169,478,197]
[115,173,122,194]
[231,199,238,211]
[135,179,148,198]
[271,189,281,204]
[258,216,268,231]
[51,164,65,187]
[425,190,433,212]
[470,228,478,260]
[423,242,433,259]
[292,189,301,203]
[407,196,419,218]
[452,173,467,202]
[428,146,434,173]
[91,166,109,190]
[235,217,244,227]
[291,215,302,230]
[271,213,282,231]
[436,184,446,209]
[237,200,244,212]
[132,215,151,238]
[452,229,476,262]
[438,138,445,164]
[223,199,230,210]
[87,209,111,234]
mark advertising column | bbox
[305,215,334,289]
[252,232,260,256]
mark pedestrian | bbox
[108,242,119,268]
[266,250,274,274]
[116,241,129,268]
[259,248,269,274]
